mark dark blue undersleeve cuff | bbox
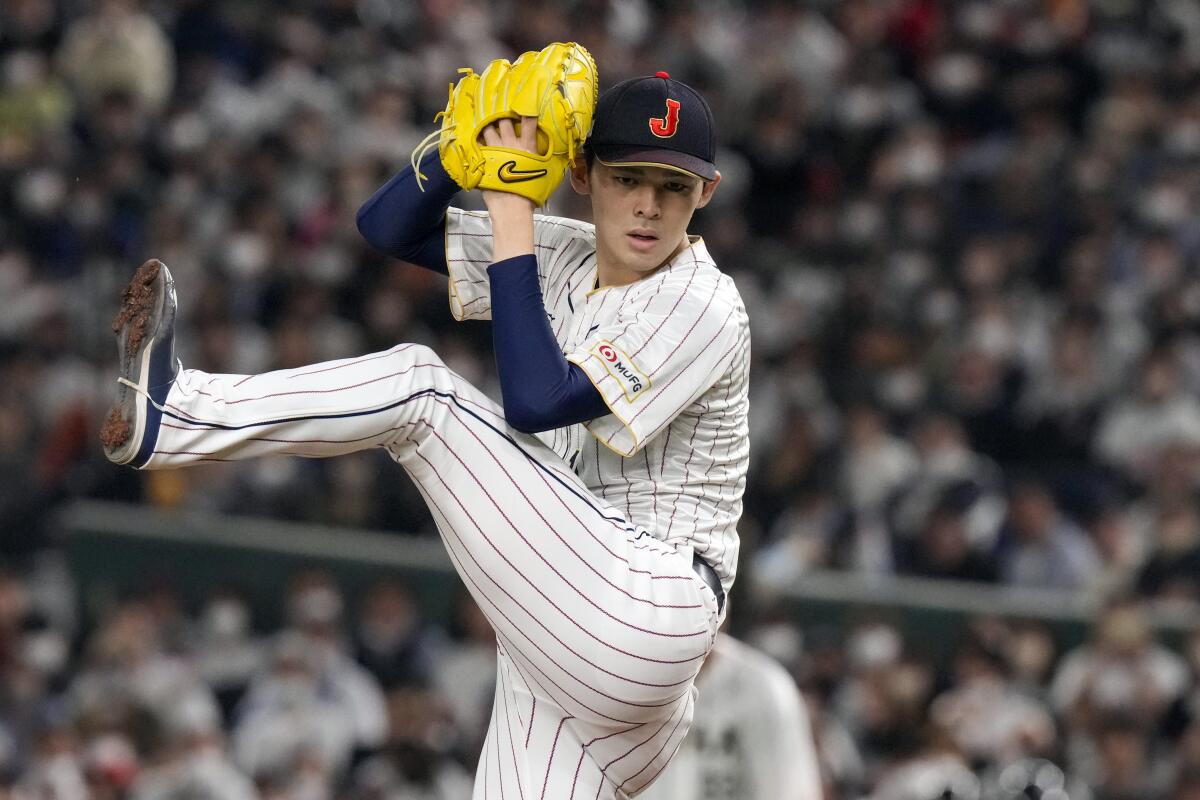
[488,254,610,433]
[355,152,460,273]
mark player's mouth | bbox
[626,229,659,252]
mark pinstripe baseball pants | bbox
[144,342,722,799]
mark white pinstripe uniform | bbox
[142,208,750,798]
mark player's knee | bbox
[397,343,445,370]
[392,343,464,403]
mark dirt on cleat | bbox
[111,259,162,359]
[99,406,132,450]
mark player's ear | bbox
[568,158,591,195]
[695,171,721,209]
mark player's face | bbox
[570,161,720,285]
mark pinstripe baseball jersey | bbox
[445,208,749,591]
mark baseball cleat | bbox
[99,259,179,467]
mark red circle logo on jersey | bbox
[598,344,617,362]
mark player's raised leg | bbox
[98,259,485,469]
[100,260,718,708]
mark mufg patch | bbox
[593,341,651,402]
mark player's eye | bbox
[614,175,637,187]
[664,182,689,193]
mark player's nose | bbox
[632,185,661,219]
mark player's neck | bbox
[595,234,692,288]
[595,261,651,288]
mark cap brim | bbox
[593,146,717,181]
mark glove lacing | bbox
[410,128,443,192]
[412,67,476,192]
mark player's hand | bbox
[482,116,537,260]
[481,116,539,215]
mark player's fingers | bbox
[519,116,538,152]
[497,117,517,144]
[481,124,501,147]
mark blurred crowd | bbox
[5,564,1200,799]
[5,0,1200,797]
[0,566,496,800]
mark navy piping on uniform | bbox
[161,387,639,533]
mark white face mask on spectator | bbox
[848,624,902,670]
[288,586,342,627]
[358,618,412,653]
[23,629,68,676]
[204,601,249,639]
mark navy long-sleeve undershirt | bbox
[354,156,609,433]
[355,153,456,273]
[488,254,610,433]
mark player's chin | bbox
[627,254,667,276]
[621,240,671,270]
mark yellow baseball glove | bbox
[413,42,598,206]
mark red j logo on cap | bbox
[649,98,681,138]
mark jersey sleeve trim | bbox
[443,214,450,274]
[445,209,493,321]
[565,350,641,457]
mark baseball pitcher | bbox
[100,43,749,799]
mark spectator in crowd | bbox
[349,686,472,800]
[1018,309,1114,466]
[1095,348,1200,484]
[56,0,174,115]
[998,480,1102,592]
[68,597,220,748]
[1125,444,1200,569]
[1173,725,1200,800]
[232,631,357,788]
[1004,622,1059,699]
[865,733,979,800]
[193,587,267,721]
[930,638,1056,768]
[834,622,937,781]
[283,571,387,755]
[131,695,255,800]
[1086,714,1174,800]
[352,579,441,692]
[838,403,918,520]
[899,501,998,583]
[1051,599,1189,733]
[891,411,1006,550]
[82,733,138,800]
[16,717,88,800]
[751,487,848,586]
[1136,501,1200,604]
[748,403,835,534]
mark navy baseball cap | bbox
[587,72,717,181]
